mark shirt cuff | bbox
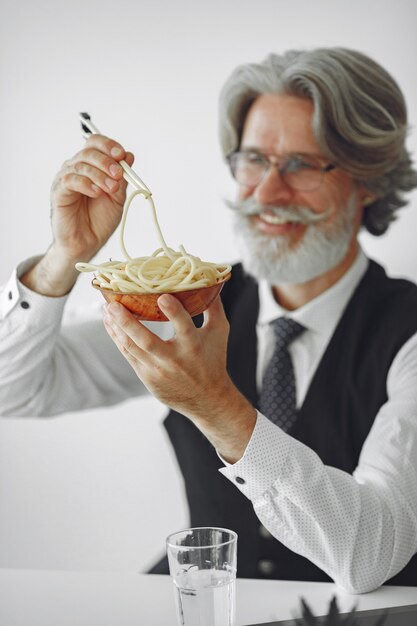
[0,256,68,325]
[219,411,291,501]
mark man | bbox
[1,47,416,593]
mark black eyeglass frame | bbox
[226,150,337,192]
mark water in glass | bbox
[173,568,235,626]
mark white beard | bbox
[232,192,358,285]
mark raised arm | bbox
[0,135,145,417]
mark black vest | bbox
[163,260,417,585]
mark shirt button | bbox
[20,301,30,309]
[259,525,273,540]
[8,291,13,300]
[258,559,277,576]
[235,476,245,485]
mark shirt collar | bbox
[258,248,369,336]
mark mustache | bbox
[225,197,331,224]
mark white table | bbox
[0,570,415,625]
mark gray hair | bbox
[219,47,417,235]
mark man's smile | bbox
[254,212,307,236]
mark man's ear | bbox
[358,186,378,207]
[363,195,378,207]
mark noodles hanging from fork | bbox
[75,190,231,294]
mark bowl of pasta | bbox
[91,270,231,321]
[76,187,232,321]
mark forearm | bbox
[20,243,80,297]
[184,380,257,463]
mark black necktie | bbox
[259,317,305,432]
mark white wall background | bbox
[0,0,416,572]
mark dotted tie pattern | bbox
[259,317,305,432]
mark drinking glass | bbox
[166,526,237,626]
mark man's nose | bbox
[253,166,293,206]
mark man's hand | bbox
[50,133,134,263]
[103,294,257,463]
[21,134,134,297]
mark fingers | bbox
[83,133,127,160]
[57,170,117,200]
[53,172,101,200]
[103,296,223,374]
[157,295,197,337]
[56,135,135,198]
[203,295,229,333]
[124,152,135,167]
[68,135,125,193]
[155,294,228,343]
[103,302,168,362]
[103,314,146,366]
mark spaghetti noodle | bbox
[75,189,231,294]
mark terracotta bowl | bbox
[92,272,231,321]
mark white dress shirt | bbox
[1,252,417,593]
[220,250,417,592]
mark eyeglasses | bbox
[226,150,336,191]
